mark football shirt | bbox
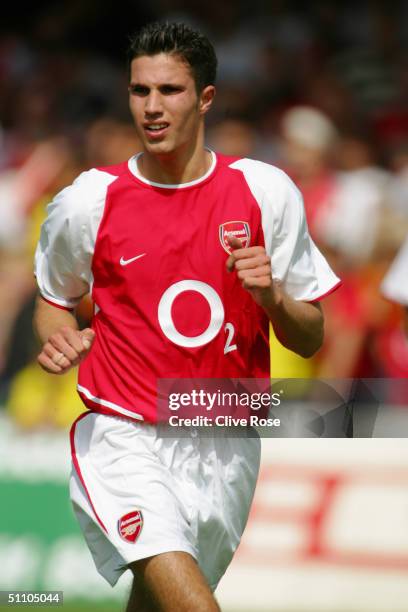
[35,152,340,422]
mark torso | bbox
[78,153,270,421]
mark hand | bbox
[226,235,282,309]
[37,326,95,374]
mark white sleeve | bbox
[268,173,341,301]
[230,159,341,301]
[34,168,117,309]
[381,236,408,306]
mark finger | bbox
[242,276,273,289]
[52,351,72,369]
[43,343,74,369]
[228,245,266,260]
[225,235,243,272]
[226,253,235,272]
[238,265,272,280]
[47,332,81,362]
[60,326,88,353]
[226,235,243,250]
[37,352,63,373]
[226,248,266,271]
[52,351,66,365]
[235,255,270,271]
[79,328,96,351]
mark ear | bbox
[199,85,216,115]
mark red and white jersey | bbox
[35,152,340,422]
[381,235,408,306]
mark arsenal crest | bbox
[219,221,251,254]
[118,510,143,543]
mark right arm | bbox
[33,170,103,374]
[34,296,94,374]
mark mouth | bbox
[143,122,170,140]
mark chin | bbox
[145,141,175,156]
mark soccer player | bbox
[33,22,340,612]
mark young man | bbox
[34,22,340,612]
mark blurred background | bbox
[0,1,407,610]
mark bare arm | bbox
[262,286,323,358]
[33,295,95,374]
[226,236,324,358]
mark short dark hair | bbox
[128,22,217,92]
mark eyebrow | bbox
[129,82,186,89]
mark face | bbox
[129,53,214,157]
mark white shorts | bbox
[69,411,260,590]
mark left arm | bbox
[261,284,323,358]
[226,236,324,358]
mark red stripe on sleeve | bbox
[307,280,343,303]
[40,295,74,311]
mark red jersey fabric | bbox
[35,152,340,422]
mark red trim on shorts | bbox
[69,411,108,533]
[307,280,342,303]
[76,389,146,423]
[40,295,74,311]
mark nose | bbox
[145,90,162,116]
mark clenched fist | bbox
[226,235,282,310]
[37,326,95,374]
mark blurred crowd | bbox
[0,0,407,428]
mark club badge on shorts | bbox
[219,221,251,254]
[118,510,143,543]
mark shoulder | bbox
[222,155,304,218]
[59,166,121,207]
[48,166,121,220]
[228,156,301,196]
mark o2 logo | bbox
[157,280,237,354]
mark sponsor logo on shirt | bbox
[120,253,146,266]
[219,221,251,254]
[118,510,143,543]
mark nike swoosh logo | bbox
[120,253,146,266]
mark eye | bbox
[160,85,183,95]
[129,85,149,96]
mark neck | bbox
[138,127,211,185]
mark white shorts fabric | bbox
[69,411,261,590]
